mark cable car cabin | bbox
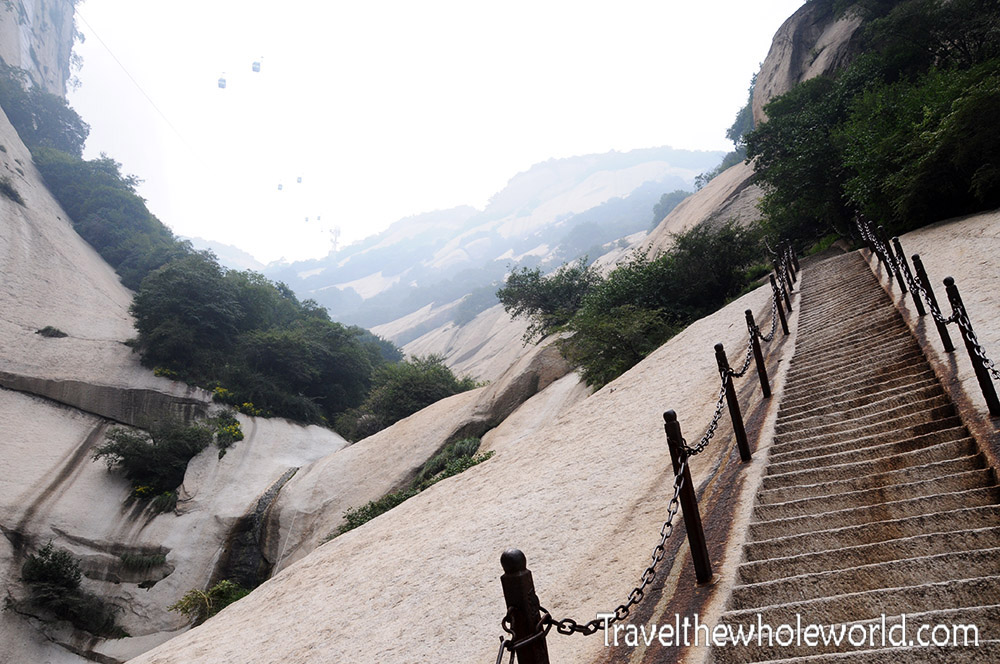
[297,176,302,183]
[252,61,261,72]
[218,76,227,89]
[277,184,283,191]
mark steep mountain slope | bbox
[0,103,348,663]
[0,0,76,96]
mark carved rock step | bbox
[754,469,996,521]
[769,416,964,463]
[766,434,976,484]
[781,349,928,401]
[747,484,1000,541]
[743,505,1000,562]
[758,454,986,505]
[776,381,944,427]
[786,332,915,376]
[773,394,953,439]
[738,526,1000,585]
[779,368,937,418]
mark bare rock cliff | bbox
[0,0,76,96]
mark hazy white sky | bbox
[68,0,804,264]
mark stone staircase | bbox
[712,251,1000,662]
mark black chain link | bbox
[955,309,1000,381]
[757,291,779,343]
[539,458,687,637]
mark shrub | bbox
[497,258,600,343]
[36,326,68,338]
[168,579,250,625]
[18,542,125,637]
[93,422,213,511]
[119,552,167,571]
[335,356,479,441]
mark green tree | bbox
[335,355,478,440]
[496,258,600,343]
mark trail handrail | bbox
[493,243,797,663]
[856,216,999,416]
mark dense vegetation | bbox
[334,355,479,441]
[748,0,1000,243]
[498,221,765,387]
[12,542,124,637]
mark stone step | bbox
[766,434,976,484]
[775,381,947,434]
[779,369,938,419]
[747,486,1000,540]
[773,395,953,440]
[720,575,1000,642]
[758,454,986,505]
[769,417,965,463]
[782,349,928,400]
[786,334,916,377]
[784,346,918,389]
[754,468,995,522]
[776,379,943,426]
[738,527,1000,585]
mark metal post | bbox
[499,549,550,664]
[770,275,789,335]
[663,410,712,584]
[892,237,925,316]
[784,243,797,283]
[878,226,903,289]
[746,310,771,398]
[715,343,752,462]
[790,243,800,272]
[912,254,955,353]
[943,277,1000,417]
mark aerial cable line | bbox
[74,8,197,156]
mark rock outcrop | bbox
[0,0,76,96]
[0,96,348,663]
[752,1,864,125]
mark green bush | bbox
[36,326,68,338]
[497,257,600,343]
[119,552,167,572]
[18,542,124,637]
[335,356,479,441]
[168,579,250,625]
[93,423,213,511]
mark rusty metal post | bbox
[912,254,955,353]
[715,343,752,462]
[663,411,712,584]
[892,237,925,316]
[790,243,800,272]
[774,266,793,312]
[878,226,903,289]
[500,549,550,664]
[746,310,771,398]
[770,275,790,335]
[944,277,1000,417]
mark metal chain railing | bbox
[494,239,797,663]
[856,216,999,415]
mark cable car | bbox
[252,60,261,73]
[277,184,283,191]
[296,176,302,184]
[218,75,227,89]
[305,217,309,222]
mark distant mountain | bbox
[185,236,266,272]
[265,146,724,328]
